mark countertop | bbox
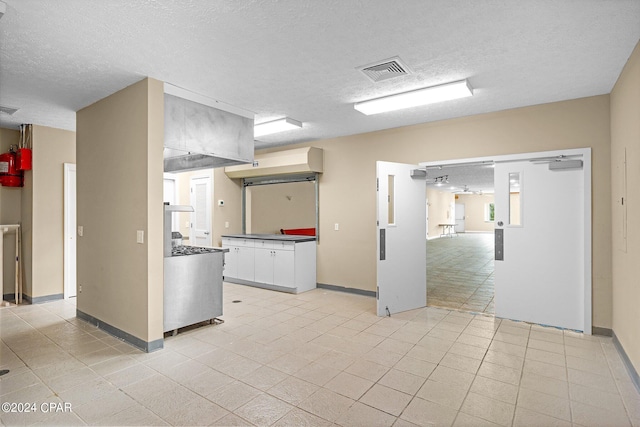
[222,234,317,243]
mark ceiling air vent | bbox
[0,105,19,115]
[357,57,411,82]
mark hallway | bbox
[427,233,495,314]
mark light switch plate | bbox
[225,221,229,228]
[136,230,144,244]
[77,226,83,237]
[334,223,339,231]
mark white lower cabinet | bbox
[222,236,315,293]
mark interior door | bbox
[64,163,77,299]
[494,158,585,331]
[376,161,427,316]
[454,203,465,233]
[190,175,212,247]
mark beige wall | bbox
[611,41,640,371]
[455,193,495,232]
[0,128,21,295]
[30,125,76,298]
[427,188,454,238]
[248,95,611,329]
[249,181,315,235]
[76,78,164,345]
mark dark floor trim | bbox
[592,326,613,337]
[317,283,376,298]
[3,293,64,304]
[76,309,164,353]
[613,331,640,394]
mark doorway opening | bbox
[425,161,496,314]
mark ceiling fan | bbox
[452,185,483,195]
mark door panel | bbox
[64,164,77,299]
[376,161,427,317]
[494,159,584,331]
[190,175,212,247]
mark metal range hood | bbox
[163,91,254,172]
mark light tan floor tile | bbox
[477,361,521,385]
[416,379,468,410]
[525,347,566,367]
[360,384,412,416]
[94,403,169,426]
[345,359,390,382]
[43,366,100,393]
[365,346,404,367]
[489,340,527,358]
[206,380,262,411]
[569,382,626,413]
[567,367,618,393]
[267,353,310,375]
[566,354,611,376]
[314,349,356,370]
[272,407,332,427]
[453,412,502,427]
[429,365,475,391]
[516,387,571,421]
[415,335,455,352]
[336,401,397,427]
[528,339,565,355]
[324,371,374,400]
[379,369,426,395]
[234,393,292,426]
[460,392,515,426]
[406,345,447,364]
[484,349,524,370]
[571,400,632,427]
[440,352,482,374]
[400,397,458,427]
[102,363,157,388]
[376,338,416,356]
[238,365,288,391]
[492,331,529,347]
[456,333,492,349]
[394,356,437,378]
[519,371,568,399]
[512,406,571,427]
[470,375,518,405]
[523,359,567,381]
[73,389,137,424]
[529,330,564,344]
[463,325,497,340]
[297,387,354,423]
[58,377,118,407]
[267,376,319,405]
[161,395,228,426]
[292,361,340,386]
[176,368,234,397]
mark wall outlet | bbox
[79,284,82,293]
[334,223,339,231]
[136,230,144,244]
[77,226,83,237]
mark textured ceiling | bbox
[427,163,495,194]
[1,1,639,150]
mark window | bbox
[388,175,395,225]
[485,203,495,222]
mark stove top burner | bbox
[171,245,219,256]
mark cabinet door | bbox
[273,249,295,288]
[237,246,255,281]
[254,248,274,285]
[222,245,238,278]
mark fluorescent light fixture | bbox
[254,117,302,138]
[354,79,473,115]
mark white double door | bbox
[377,150,591,332]
[494,152,590,331]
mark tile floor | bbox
[427,233,495,314]
[1,283,639,426]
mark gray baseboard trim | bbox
[613,331,640,394]
[224,277,299,294]
[76,309,164,353]
[317,283,376,298]
[3,293,64,304]
[592,326,613,337]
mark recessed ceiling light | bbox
[354,79,473,115]
[254,117,302,138]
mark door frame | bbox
[63,163,76,299]
[420,148,592,333]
